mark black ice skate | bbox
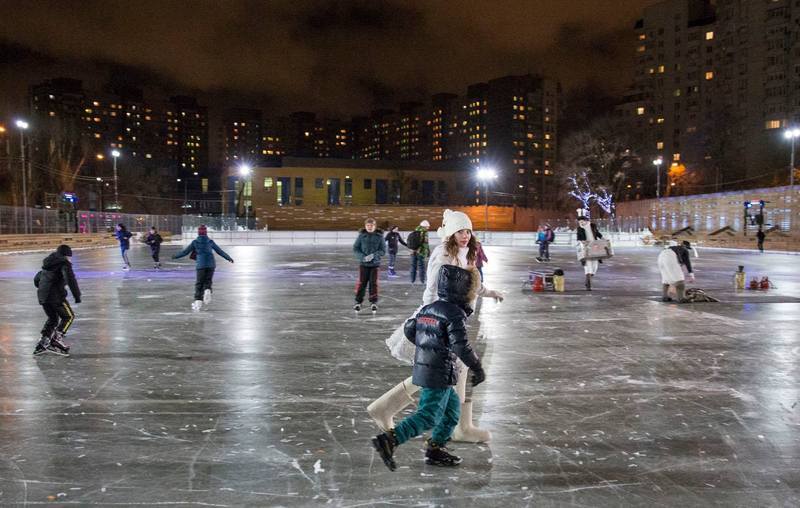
[47,333,70,357]
[33,339,49,356]
[371,303,378,314]
[353,303,361,312]
[425,439,462,467]
[371,431,398,471]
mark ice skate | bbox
[425,439,462,466]
[371,431,398,471]
[192,300,203,312]
[371,303,378,314]
[122,265,130,271]
[33,341,49,356]
[353,303,361,312]
[47,332,70,357]
[535,256,542,263]
[203,289,212,305]
[585,274,592,291]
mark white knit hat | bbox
[419,220,430,228]
[436,209,473,240]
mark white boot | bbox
[451,362,492,443]
[367,376,418,431]
[192,300,203,312]
[203,289,212,305]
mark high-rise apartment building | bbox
[165,96,208,178]
[219,108,262,167]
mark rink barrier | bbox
[0,233,118,253]
[181,230,652,247]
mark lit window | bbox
[673,89,682,97]
[657,141,664,149]
[657,117,665,124]
[765,120,782,129]
[264,177,273,188]
[658,65,665,73]
[637,45,646,52]
[673,153,681,161]
[636,107,645,115]
[638,34,646,41]
[705,71,714,80]
[705,31,714,40]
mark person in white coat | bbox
[367,209,504,443]
[658,240,696,302]
[576,213,603,290]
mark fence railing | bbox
[0,205,184,235]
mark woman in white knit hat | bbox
[368,209,504,443]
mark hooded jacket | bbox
[384,230,406,254]
[668,245,693,273]
[353,228,385,267]
[404,265,482,389]
[116,228,133,249]
[35,252,81,305]
[145,232,163,251]
[173,235,233,269]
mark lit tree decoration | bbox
[567,171,596,210]
[595,187,615,216]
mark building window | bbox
[201,178,208,193]
[705,71,714,80]
[315,178,324,189]
[364,178,372,189]
[765,120,782,129]
[264,177,273,188]
[344,177,353,198]
[657,141,664,149]
[636,107,645,115]
[295,177,303,197]
[673,153,681,161]
[705,31,714,40]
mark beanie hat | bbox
[198,225,208,236]
[419,220,430,228]
[56,244,73,257]
[436,209,473,240]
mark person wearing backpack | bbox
[172,225,234,311]
[543,225,555,262]
[408,220,430,284]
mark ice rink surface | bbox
[1,243,799,506]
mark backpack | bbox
[548,231,556,242]
[406,230,422,250]
[34,270,42,288]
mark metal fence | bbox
[181,214,255,233]
[0,205,184,235]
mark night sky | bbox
[0,0,660,118]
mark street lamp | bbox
[15,119,30,233]
[476,167,498,240]
[110,149,121,211]
[783,128,800,190]
[652,157,663,199]
[238,164,252,230]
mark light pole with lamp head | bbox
[652,157,663,199]
[238,164,252,230]
[784,128,800,190]
[15,119,30,233]
[110,149,121,210]
[477,167,497,241]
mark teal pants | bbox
[394,387,460,446]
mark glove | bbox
[471,367,486,387]
[484,289,504,303]
[74,298,82,304]
[229,259,235,264]
[363,253,374,262]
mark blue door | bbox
[422,180,435,205]
[327,178,340,205]
[375,179,388,204]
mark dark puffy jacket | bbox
[353,229,385,267]
[35,252,81,305]
[145,232,163,252]
[404,265,482,389]
[384,231,406,254]
[116,229,132,249]
[669,245,693,273]
[173,235,233,269]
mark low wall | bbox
[0,232,174,253]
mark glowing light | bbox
[238,164,251,177]
[111,149,121,158]
[476,168,498,181]
[15,119,29,130]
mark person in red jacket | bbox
[475,240,488,282]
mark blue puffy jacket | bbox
[173,235,233,269]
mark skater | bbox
[576,212,603,291]
[384,225,406,277]
[756,228,765,253]
[475,240,488,282]
[369,209,503,443]
[658,240,696,303]
[407,220,430,284]
[33,244,81,356]
[543,225,554,261]
[172,224,234,311]
[115,223,133,270]
[371,264,486,471]
[145,226,163,269]
[352,218,385,313]
[535,226,546,262]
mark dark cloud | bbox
[0,0,660,117]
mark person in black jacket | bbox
[145,226,163,269]
[657,240,695,302]
[756,228,766,253]
[33,244,81,356]
[352,218,385,312]
[115,223,133,270]
[384,225,406,277]
[371,264,485,471]
[576,215,603,290]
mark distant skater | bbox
[353,218,385,313]
[173,225,234,311]
[576,212,603,291]
[756,228,765,253]
[115,223,133,270]
[145,226,163,269]
[384,225,406,277]
[33,244,81,356]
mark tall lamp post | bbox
[477,167,497,241]
[110,149,121,210]
[784,128,800,190]
[652,157,663,199]
[238,164,252,230]
[15,119,30,233]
